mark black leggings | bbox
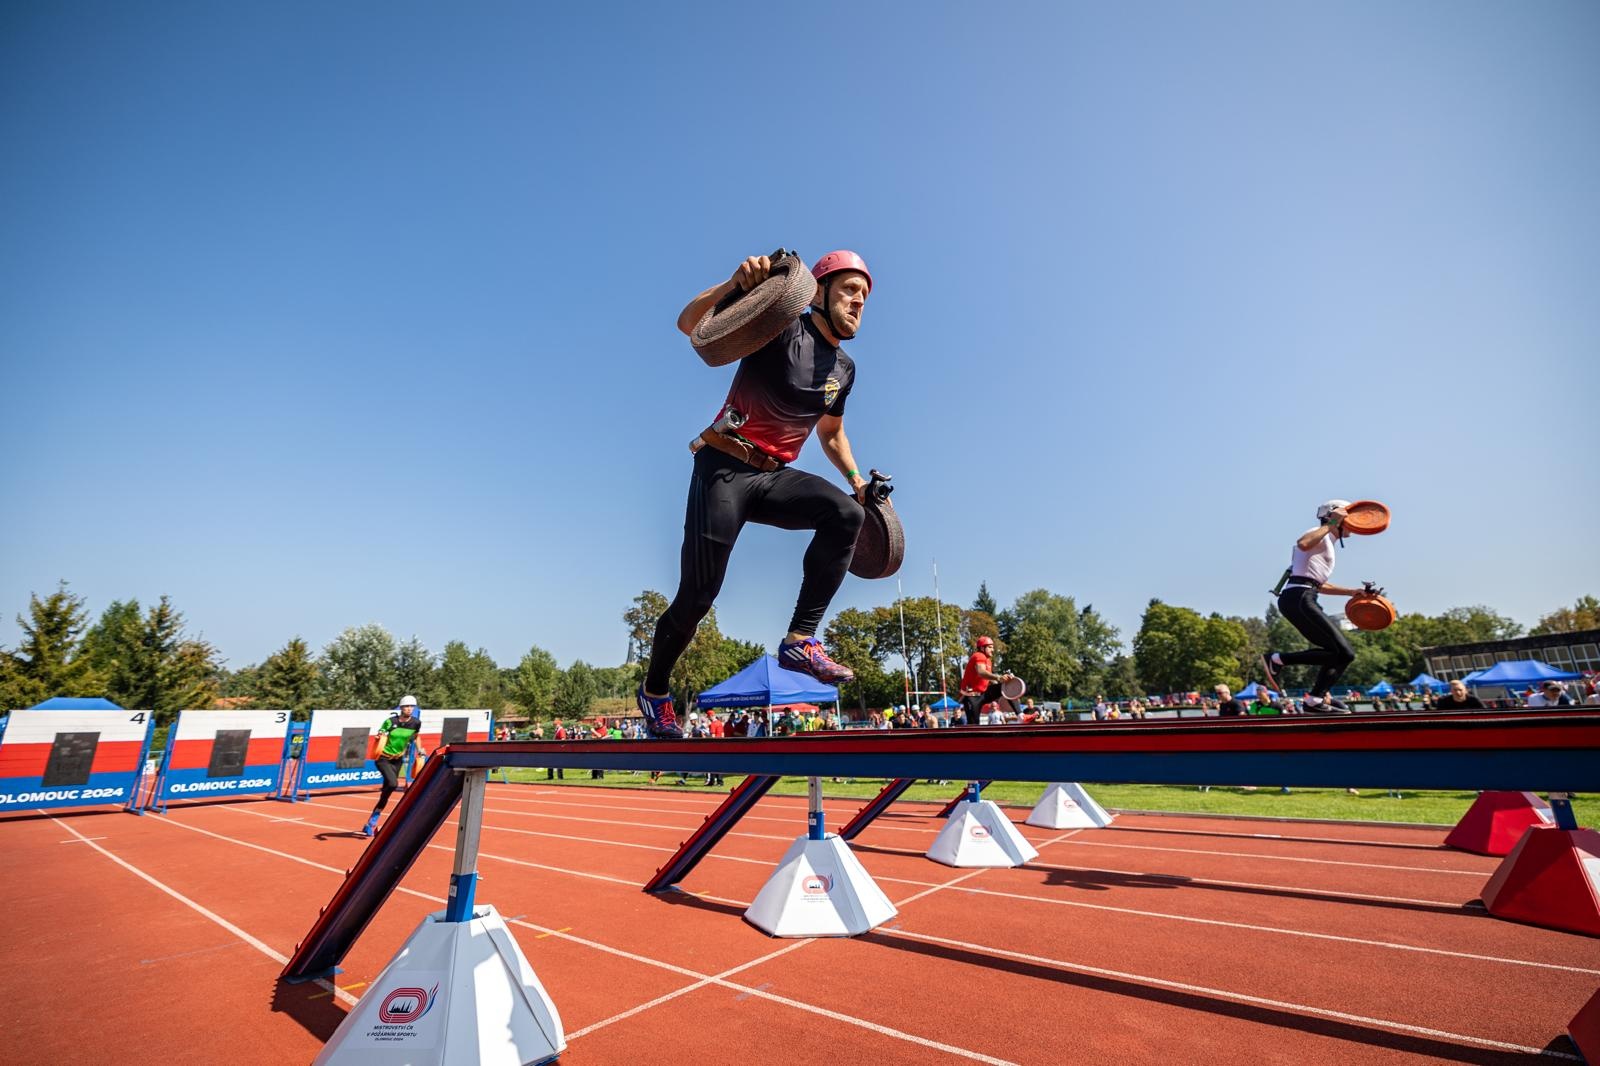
[371,757,402,813]
[1276,586,1355,697]
[646,448,864,694]
[960,684,1011,725]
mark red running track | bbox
[2,783,1597,1065]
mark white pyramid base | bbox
[745,834,898,938]
[1025,782,1115,829]
[314,904,564,1066]
[926,800,1040,868]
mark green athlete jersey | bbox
[378,713,422,759]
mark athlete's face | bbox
[820,271,870,337]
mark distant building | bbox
[1423,628,1600,683]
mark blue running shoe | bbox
[777,637,855,685]
[636,686,684,739]
[361,811,380,837]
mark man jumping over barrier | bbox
[636,251,878,738]
[959,635,1018,726]
[361,696,429,836]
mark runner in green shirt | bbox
[362,696,429,837]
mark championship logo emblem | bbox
[801,873,833,896]
[378,983,440,1024]
[969,824,991,840]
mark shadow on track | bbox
[859,931,1570,1065]
[648,886,748,919]
[848,842,1481,917]
[270,977,348,1041]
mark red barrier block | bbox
[1480,826,1600,937]
[1570,986,1600,1063]
[1445,791,1553,856]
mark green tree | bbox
[824,608,899,710]
[973,582,998,618]
[1104,654,1142,699]
[78,599,143,703]
[874,596,965,702]
[320,624,400,708]
[510,645,560,719]
[553,660,599,719]
[165,637,224,714]
[97,596,224,721]
[258,637,322,716]
[623,590,669,664]
[669,608,750,708]
[1003,618,1077,697]
[437,641,502,709]
[997,589,1092,698]
[1,582,100,708]
[1133,599,1249,693]
[393,637,438,706]
[1531,595,1600,636]
[591,662,644,699]
[1074,604,1121,699]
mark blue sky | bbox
[2,2,1596,673]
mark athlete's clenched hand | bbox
[731,255,772,292]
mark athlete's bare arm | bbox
[676,255,773,336]
[816,415,868,501]
[1295,505,1349,551]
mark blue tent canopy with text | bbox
[697,656,840,709]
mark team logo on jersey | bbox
[823,376,841,408]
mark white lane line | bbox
[1045,838,1486,875]
[487,794,940,835]
[159,809,1017,1065]
[879,927,1582,1060]
[476,803,796,842]
[303,798,782,866]
[60,836,107,843]
[50,817,358,1007]
[564,940,813,1041]
[302,797,1510,928]
[230,806,1576,974]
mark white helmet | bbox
[398,695,418,708]
[1316,499,1352,521]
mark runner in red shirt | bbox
[959,636,1017,726]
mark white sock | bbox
[1270,653,1283,666]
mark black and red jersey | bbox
[720,314,854,463]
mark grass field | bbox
[488,768,1599,826]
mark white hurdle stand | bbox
[316,770,565,1066]
[1025,782,1115,829]
[927,782,1039,867]
[746,777,897,937]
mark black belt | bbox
[1283,577,1321,589]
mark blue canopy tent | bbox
[3,697,126,738]
[31,697,124,710]
[697,656,840,710]
[1463,660,1581,688]
[1409,673,1447,692]
[1367,681,1395,697]
[929,696,960,711]
[1236,682,1277,700]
